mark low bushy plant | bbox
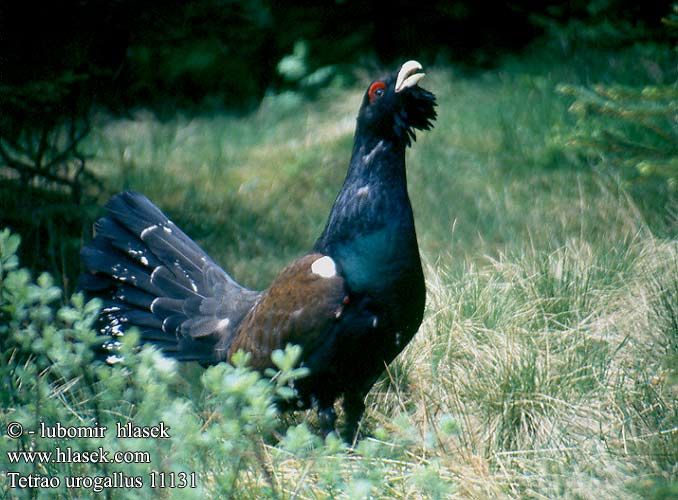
[0,229,456,499]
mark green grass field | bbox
[80,41,677,498]
[3,40,676,499]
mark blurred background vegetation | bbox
[0,0,675,288]
[1,2,678,498]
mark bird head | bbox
[356,60,437,148]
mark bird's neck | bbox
[346,135,407,185]
[317,137,410,247]
[314,136,420,295]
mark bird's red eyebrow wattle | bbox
[368,81,387,103]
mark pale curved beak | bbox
[395,60,425,93]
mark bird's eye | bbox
[368,82,387,103]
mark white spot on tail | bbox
[163,226,172,234]
[311,256,337,278]
[140,224,159,239]
[356,185,370,198]
[162,317,172,332]
[140,256,149,266]
[106,354,124,364]
[150,266,163,282]
[103,340,122,350]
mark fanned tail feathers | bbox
[79,191,259,363]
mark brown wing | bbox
[225,253,348,370]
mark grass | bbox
[66,40,678,497]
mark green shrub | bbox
[0,71,100,203]
[557,80,678,188]
[0,228,456,499]
[555,7,677,189]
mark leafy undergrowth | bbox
[2,222,676,498]
[0,229,458,499]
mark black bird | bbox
[80,60,437,441]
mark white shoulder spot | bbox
[311,255,337,278]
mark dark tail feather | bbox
[79,191,258,364]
